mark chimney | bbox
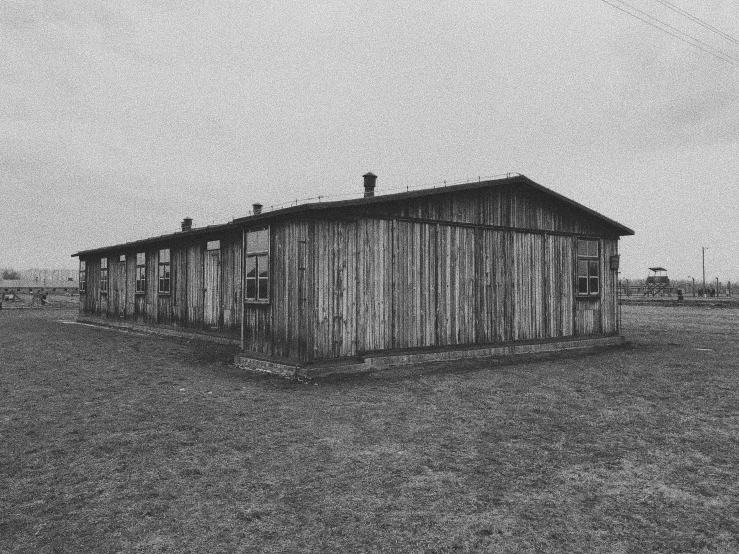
[252,203,263,215]
[181,217,193,232]
[363,172,377,198]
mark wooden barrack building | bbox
[73,174,634,374]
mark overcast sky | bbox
[2,0,737,281]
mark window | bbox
[577,239,600,296]
[206,240,220,251]
[79,261,86,293]
[158,249,171,294]
[119,254,126,262]
[135,253,146,294]
[100,258,108,294]
[245,228,269,302]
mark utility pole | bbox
[702,247,707,297]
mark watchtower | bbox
[645,267,670,296]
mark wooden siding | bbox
[79,230,242,338]
[238,216,608,364]
[601,238,619,335]
[112,259,126,318]
[312,220,358,358]
[221,238,241,331]
[363,185,620,238]
[351,221,579,360]
[544,235,575,338]
[78,184,622,361]
[216,216,619,364]
[243,222,304,360]
[575,297,602,335]
[203,249,221,328]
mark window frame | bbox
[79,261,87,293]
[135,253,146,295]
[100,257,108,294]
[244,227,270,304]
[576,237,600,297]
[158,248,171,295]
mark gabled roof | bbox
[231,174,634,235]
[72,220,239,258]
[73,174,633,257]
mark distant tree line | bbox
[0,268,77,282]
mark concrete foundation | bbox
[234,335,626,378]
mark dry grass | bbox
[1,305,738,553]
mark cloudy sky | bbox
[2,0,737,281]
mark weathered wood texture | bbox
[353,221,580,357]
[362,184,619,237]
[78,184,622,360]
[242,216,618,364]
[78,230,242,337]
[601,238,619,334]
[242,222,304,360]
[203,249,221,328]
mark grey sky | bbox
[2,0,737,280]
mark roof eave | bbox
[233,174,634,237]
[517,176,634,236]
[72,221,240,258]
[72,174,634,257]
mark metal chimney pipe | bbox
[252,203,263,215]
[363,172,377,198]
[181,217,193,232]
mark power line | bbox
[608,0,739,64]
[597,0,738,66]
[652,0,739,46]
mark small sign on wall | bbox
[610,255,620,271]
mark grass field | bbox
[2,306,738,553]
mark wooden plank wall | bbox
[221,238,241,332]
[112,260,126,318]
[146,250,157,325]
[575,297,601,335]
[244,223,296,358]
[311,219,357,358]
[371,185,619,237]
[242,220,316,362]
[186,243,203,326]
[78,231,242,338]
[601,239,619,335]
[79,258,101,315]
[349,221,579,359]
[171,246,188,326]
[125,256,135,319]
[357,219,392,352]
[264,215,598,364]
[77,185,622,360]
[544,235,575,338]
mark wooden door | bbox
[203,249,221,329]
[112,261,126,318]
